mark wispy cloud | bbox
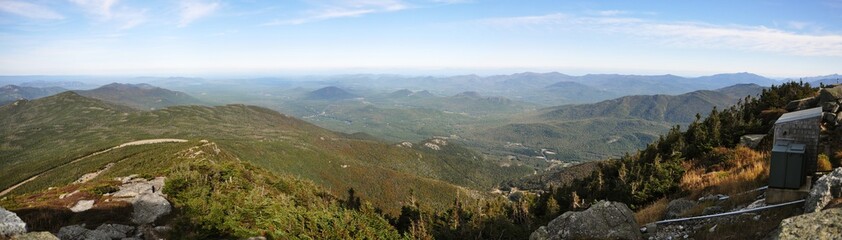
[69,0,147,29]
[179,0,219,27]
[481,12,842,57]
[264,0,409,26]
[0,1,64,20]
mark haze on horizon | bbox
[1,0,841,78]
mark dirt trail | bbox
[0,139,188,197]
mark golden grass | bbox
[634,198,668,224]
[680,146,769,199]
[818,154,833,171]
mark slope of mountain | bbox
[464,84,765,161]
[304,86,358,100]
[0,85,66,105]
[0,92,530,214]
[693,72,779,88]
[540,81,621,104]
[538,90,738,123]
[74,83,205,110]
[716,83,767,99]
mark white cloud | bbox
[179,0,220,27]
[69,0,118,18]
[0,0,64,20]
[69,0,147,29]
[264,0,408,26]
[482,13,842,57]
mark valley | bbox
[1,73,840,239]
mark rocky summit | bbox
[1,206,26,238]
[530,201,641,240]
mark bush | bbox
[818,154,833,171]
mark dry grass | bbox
[818,154,833,171]
[634,198,669,224]
[680,146,769,199]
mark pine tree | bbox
[545,196,560,217]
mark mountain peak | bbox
[454,91,482,98]
[305,86,358,100]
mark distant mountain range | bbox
[538,84,765,124]
[465,83,767,161]
[74,83,205,110]
[0,85,66,106]
[802,74,842,86]
[319,72,779,106]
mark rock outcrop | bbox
[10,231,59,240]
[131,193,171,225]
[68,200,95,213]
[664,198,697,219]
[1,206,26,238]
[785,85,842,128]
[776,208,842,239]
[57,223,139,240]
[530,201,641,240]
[804,167,842,213]
[107,176,170,224]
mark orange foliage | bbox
[680,146,768,198]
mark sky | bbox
[0,0,841,78]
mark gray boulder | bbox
[664,199,697,219]
[57,224,121,240]
[702,206,724,215]
[823,101,840,113]
[805,168,842,213]
[131,193,171,225]
[111,176,171,225]
[534,201,641,240]
[777,208,842,239]
[68,200,95,213]
[823,112,838,126]
[57,225,89,240]
[94,224,135,239]
[739,135,765,148]
[785,97,817,111]
[10,232,59,240]
[0,206,26,238]
[529,226,549,240]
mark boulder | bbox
[823,102,840,113]
[57,224,124,240]
[739,135,765,148]
[785,97,817,111]
[805,168,842,213]
[777,208,842,239]
[664,199,697,219]
[94,224,135,239]
[818,86,842,104]
[823,112,838,125]
[57,225,89,240]
[10,232,59,240]
[68,200,95,213]
[529,226,549,240]
[702,206,724,215]
[698,194,729,202]
[110,176,171,225]
[131,193,171,225]
[534,201,641,240]
[0,206,26,238]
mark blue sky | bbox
[0,0,840,78]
